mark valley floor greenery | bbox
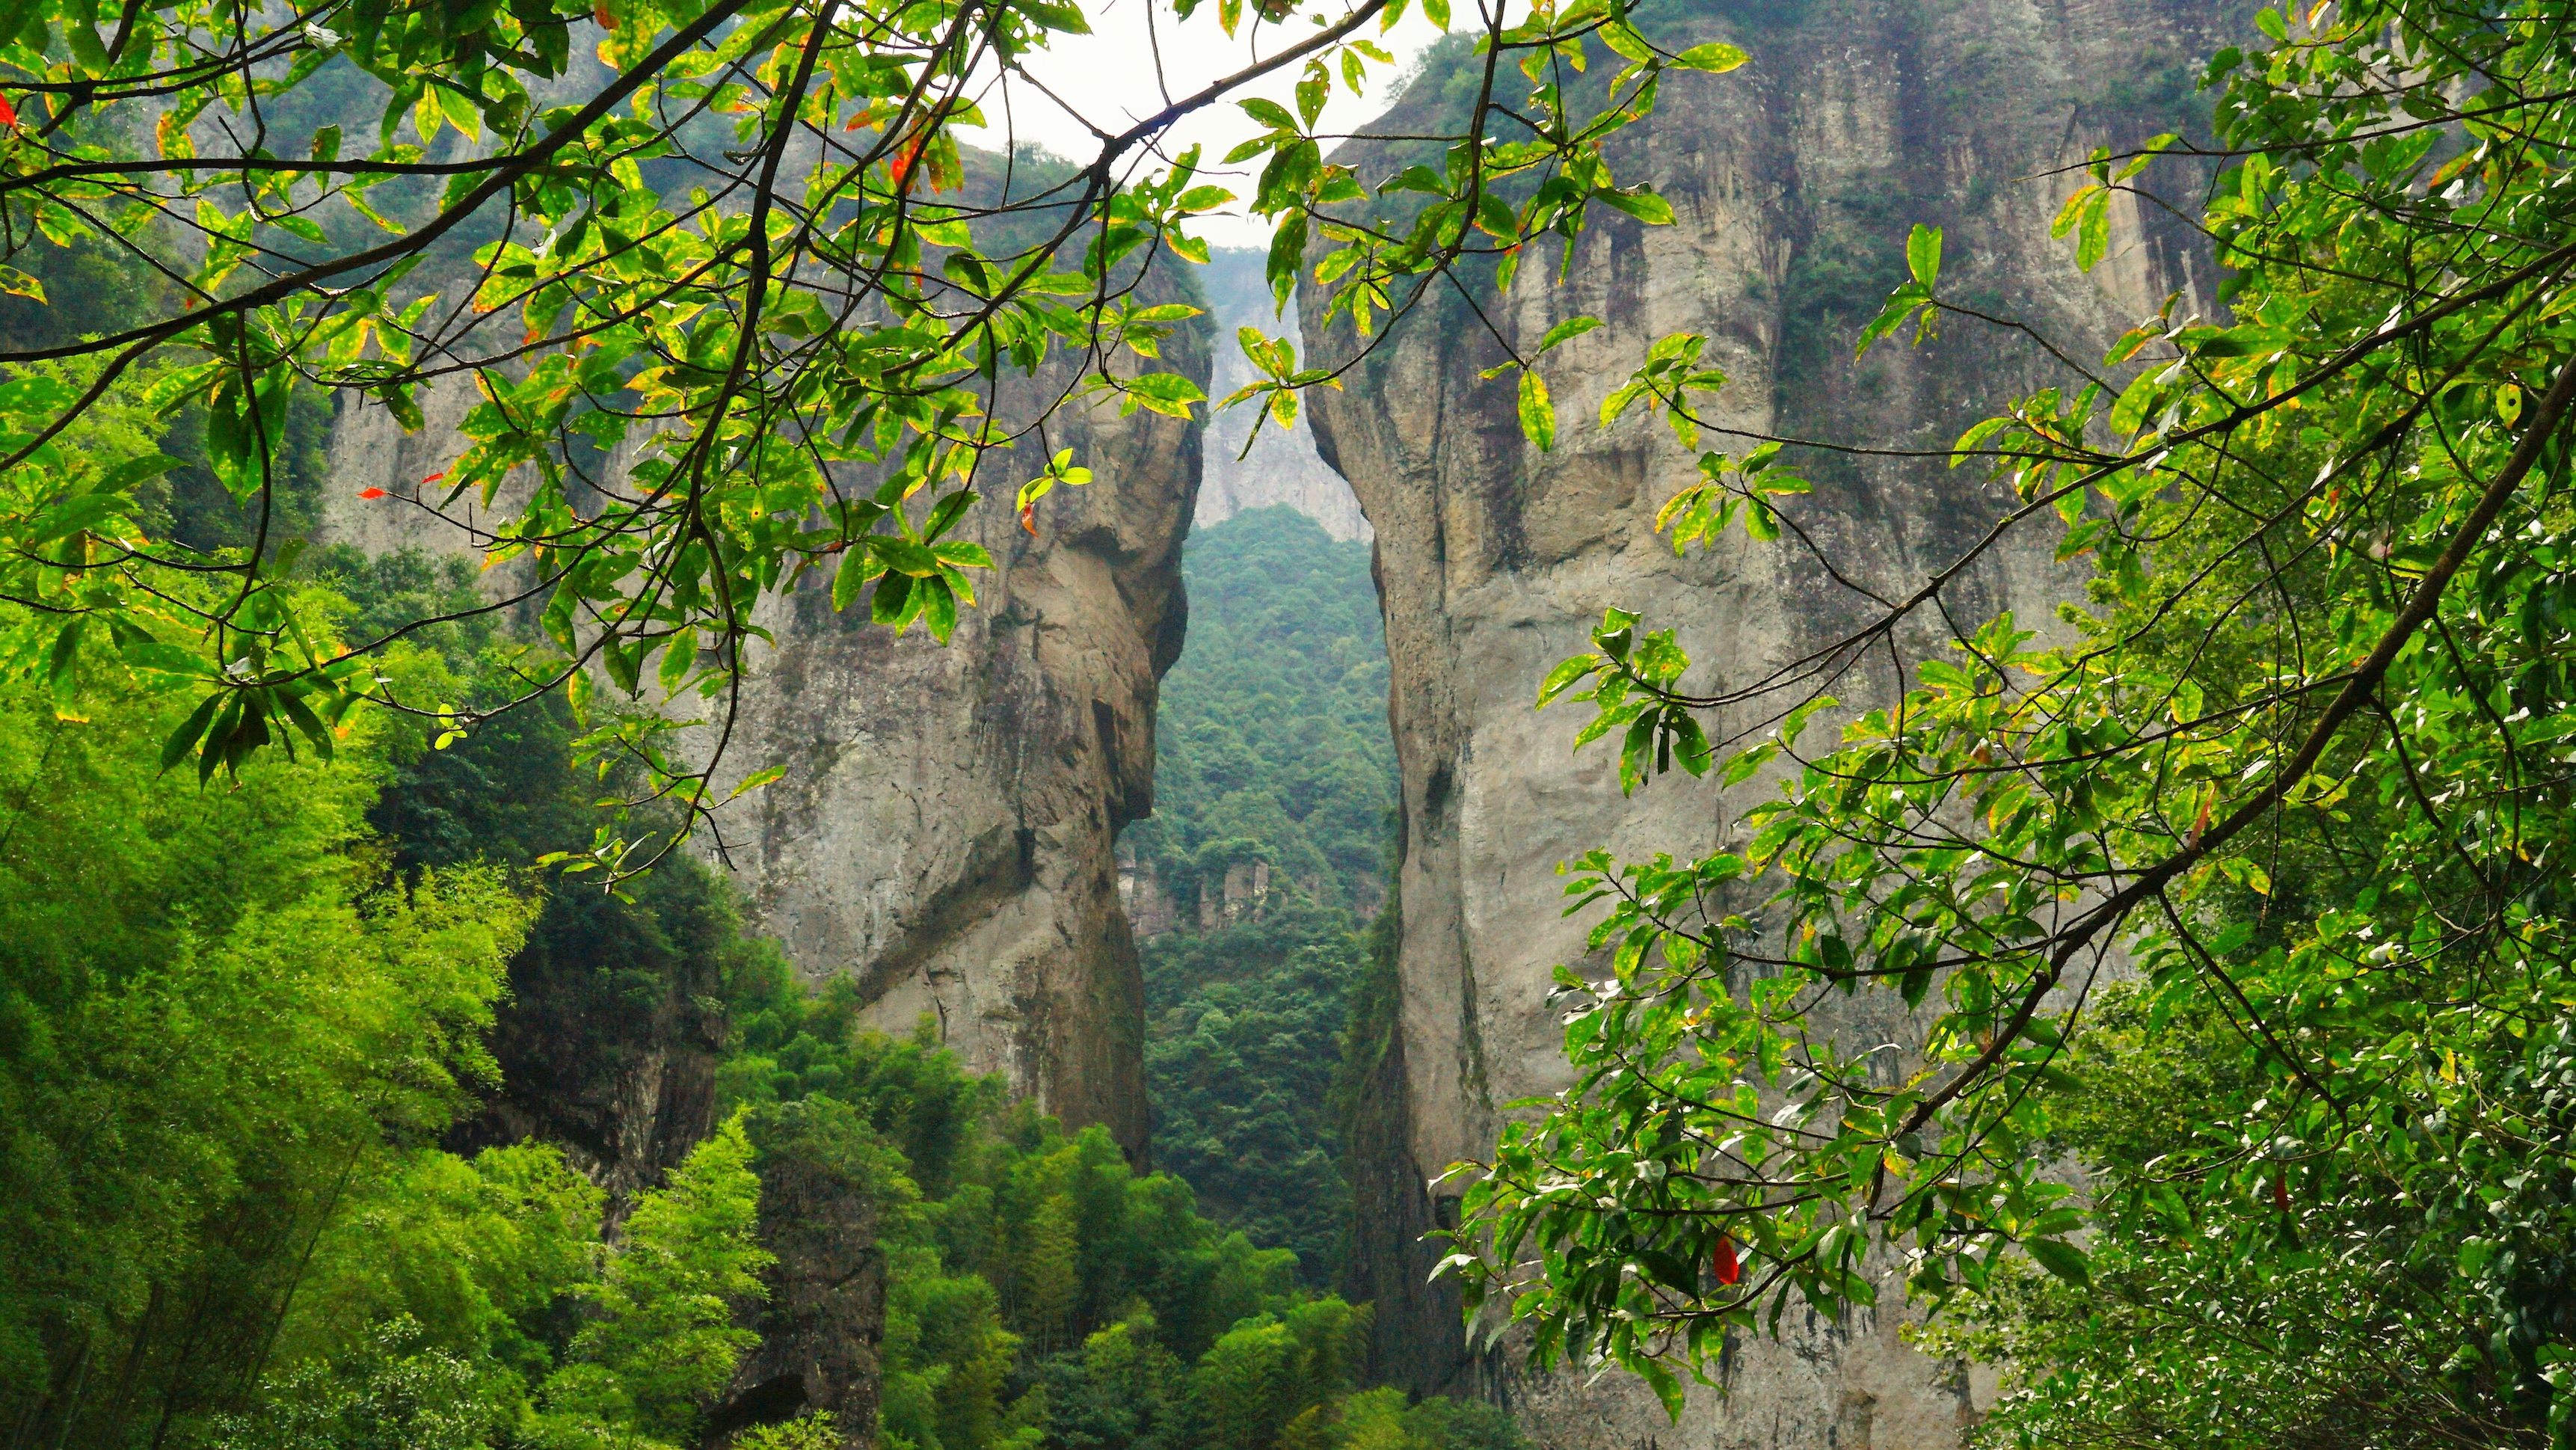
[1130,504,1401,1290]
[2,523,1483,1450]
[1124,506,1397,923]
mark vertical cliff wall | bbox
[1305,0,2234,1443]
[322,324,1208,1166]
[685,363,1205,1157]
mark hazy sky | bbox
[974,0,1447,247]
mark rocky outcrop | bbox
[321,275,1210,1167]
[692,354,1202,1157]
[1305,0,2234,1443]
[711,1101,898,1449]
[1196,251,1371,542]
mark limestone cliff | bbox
[1306,0,2234,1443]
[1196,251,1372,542]
[684,360,1204,1158]
[321,301,1208,1168]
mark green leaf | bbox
[726,764,788,802]
[1538,316,1604,354]
[45,618,83,685]
[871,571,914,626]
[1635,1354,1685,1422]
[1010,0,1092,31]
[1673,42,1747,72]
[0,265,46,304]
[601,638,641,696]
[873,537,942,576]
[2026,1238,2091,1287]
[1906,224,1942,286]
[276,689,334,762]
[1240,97,1297,132]
[2074,194,2111,273]
[658,630,699,693]
[1855,280,1934,355]
[1899,966,1934,1008]
[1537,654,1602,707]
[161,693,224,771]
[1594,188,1676,227]
[1123,371,1206,419]
[1265,212,1309,311]
[924,488,977,540]
[844,546,886,612]
[197,696,244,785]
[1518,369,1557,452]
[919,574,959,643]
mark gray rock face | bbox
[321,340,1208,1165]
[692,372,1202,1157]
[1196,251,1372,542]
[1304,0,2233,1442]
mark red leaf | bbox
[593,1,615,28]
[2272,1177,2290,1212]
[358,488,387,500]
[421,471,446,484]
[1018,503,1038,535]
[0,96,19,129]
[1712,1236,1741,1286]
[889,131,928,191]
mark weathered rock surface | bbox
[1306,0,2234,1442]
[1196,251,1372,542]
[321,312,1209,1167]
[689,362,1202,1158]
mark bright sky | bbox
[975,0,1448,247]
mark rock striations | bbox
[322,331,1209,1167]
[1304,0,2236,1443]
[683,363,1204,1160]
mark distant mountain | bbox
[1120,505,1394,930]
[1196,252,1372,542]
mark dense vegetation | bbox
[1128,506,1398,1287]
[0,0,1737,882]
[0,605,772,1450]
[1125,506,1395,921]
[25,0,2576,1428]
[722,978,1516,1450]
[0,405,1477,1450]
[1142,903,1369,1288]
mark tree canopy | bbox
[0,0,1744,877]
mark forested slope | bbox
[0,532,1500,1450]
[1123,506,1394,924]
[1113,506,1399,1288]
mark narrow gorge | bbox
[49,0,2513,1441]
[0,0,2266,1442]
[314,0,2240,1437]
